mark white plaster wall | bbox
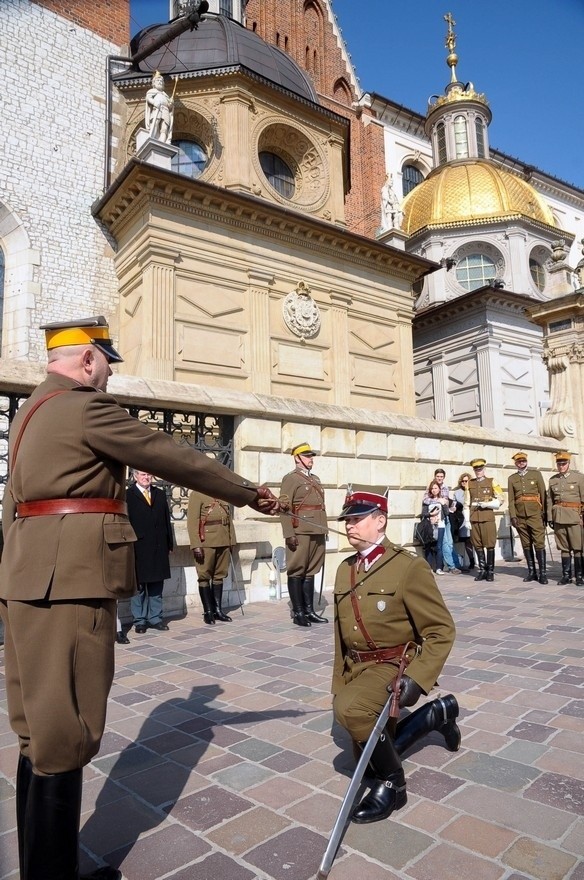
[0,0,123,360]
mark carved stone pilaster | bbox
[330,291,352,406]
[430,355,449,421]
[248,269,274,394]
[143,262,174,380]
[475,339,501,429]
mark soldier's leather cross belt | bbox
[17,499,128,517]
[347,644,409,664]
[556,501,582,509]
[293,504,324,510]
[517,495,541,502]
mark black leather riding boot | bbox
[574,554,584,586]
[16,754,33,877]
[474,548,487,580]
[523,546,537,581]
[211,581,232,621]
[394,693,461,755]
[302,575,328,623]
[558,555,573,585]
[23,767,82,880]
[485,548,495,581]
[535,548,548,585]
[352,732,406,823]
[465,543,475,570]
[287,576,310,626]
[198,583,216,624]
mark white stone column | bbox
[330,291,352,406]
[248,269,274,394]
[430,354,449,421]
[142,261,175,380]
[220,90,253,191]
[475,339,501,428]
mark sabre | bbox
[229,554,245,617]
[316,692,395,879]
[546,527,554,563]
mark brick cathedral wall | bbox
[31,0,129,45]
[245,0,386,239]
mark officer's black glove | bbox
[397,675,423,708]
[286,536,299,552]
[510,516,518,529]
[193,548,204,564]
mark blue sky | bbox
[129,1,584,190]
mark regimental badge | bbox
[377,600,386,612]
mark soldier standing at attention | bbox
[507,452,548,584]
[279,442,328,627]
[332,490,459,824]
[187,490,235,624]
[468,458,504,582]
[548,451,584,586]
[0,316,281,880]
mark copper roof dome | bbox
[129,14,318,103]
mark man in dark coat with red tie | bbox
[127,470,174,633]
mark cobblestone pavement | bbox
[1,561,583,880]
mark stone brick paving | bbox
[0,560,583,879]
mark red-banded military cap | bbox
[338,491,388,520]
[40,315,123,363]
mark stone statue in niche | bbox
[381,173,402,229]
[283,281,321,339]
[145,71,176,143]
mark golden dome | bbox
[402,159,556,236]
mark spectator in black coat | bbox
[127,470,174,633]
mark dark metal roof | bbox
[129,14,318,104]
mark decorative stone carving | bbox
[253,120,329,210]
[381,173,402,230]
[282,281,321,339]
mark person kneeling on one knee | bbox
[331,488,458,823]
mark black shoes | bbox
[134,622,168,633]
[352,769,407,823]
[149,621,169,631]
[115,631,130,644]
[81,868,122,880]
[134,624,147,634]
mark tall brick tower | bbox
[245,0,386,238]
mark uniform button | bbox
[353,626,358,631]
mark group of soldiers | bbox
[508,449,584,586]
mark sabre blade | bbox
[316,693,394,879]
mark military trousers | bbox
[333,662,399,742]
[515,512,545,551]
[285,534,325,578]
[553,522,584,553]
[470,519,496,550]
[194,545,231,582]
[0,597,116,774]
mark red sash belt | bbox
[17,499,128,517]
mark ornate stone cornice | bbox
[93,160,435,283]
[414,287,536,329]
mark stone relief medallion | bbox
[282,281,321,339]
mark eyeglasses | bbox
[461,478,469,482]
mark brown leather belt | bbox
[557,501,582,509]
[347,644,409,664]
[517,495,541,502]
[17,499,128,517]
[293,504,324,511]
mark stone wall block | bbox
[389,434,417,460]
[414,436,442,461]
[239,418,282,452]
[321,427,356,457]
[356,430,390,460]
[282,422,321,454]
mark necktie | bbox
[145,488,151,505]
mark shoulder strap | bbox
[9,390,69,473]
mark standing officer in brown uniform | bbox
[333,490,459,824]
[279,442,328,626]
[187,490,235,625]
[468,457,504,582]
[0,316,281,880]
[508,451,548,584]
[548,451,584,585]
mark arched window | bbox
[171,140,208,178]
[402,164,423,196]
[436,122,447,164]
[456,253,496,291]
[454,115,469,159]
[259,152,295,198]
[219,0,233,15]
[529,257,546,292]
[475,118,485,158]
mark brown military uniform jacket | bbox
[548,470,584,525]
[508,469,547,520]
[279,469,328,539]
[0,374,257,601]
[187,491,234,549]
[468,476,502,524]
[332,537,455,697]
